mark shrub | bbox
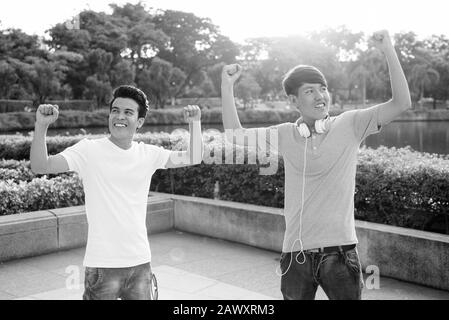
[0,100,34,113]
[0,132,177,160]
[0,167,35,183]
[355,146,449,232]
[0,175,84,216]
[0,159,30,170]
[0,132,448,234]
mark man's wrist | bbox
[221,82,234,91]
[382,43,396,55]
[34,122,49,130]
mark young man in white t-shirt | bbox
[30,85,203,300]
[221,30,411,299]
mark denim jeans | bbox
[82,262,155,300]
[280,247,363,300]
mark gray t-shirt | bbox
[266,107,381,252]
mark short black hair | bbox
[282,65,328,96]
[109,85,149,119]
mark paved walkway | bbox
[1,230,448,300]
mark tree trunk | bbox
[174,69,197,98]
[362,73,366,108]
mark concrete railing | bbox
[1,192,448,291]
[0,195,173,262]
[167,193,449,291]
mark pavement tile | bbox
[173,256,267,278]
[0,270,66,297]
[215,263,281,292]
[29,287,83,300]
[2,230,449,300]
[153,266,218,294]
[195,281,273,300]
[15,251,83,272]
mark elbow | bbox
[402,99,412,111]
[30,162,47,174]
[224,127,244,144]
[405,99,412,110]
[194,148,205,165]
[392,96,412,111]
[189,146,204,165]
[402,94,412,110]
[31,166,44,175]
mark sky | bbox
[0,0,448,43]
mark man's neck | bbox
[108,135,133,150]
[297,117,316,132]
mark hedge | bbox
[0,176,84,215]
[0,132,177,160]
[1,133,448,234]
[0,100,34,113]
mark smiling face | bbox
[290,82,330,123]
[108,97,144,142]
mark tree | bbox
[0,28,44,60]
[85,74,112,108]
[347,49,386,106]
[25,57,64,104]
[410,60,440,104]
[241,35,342,99]
[154,10,238,97]
[0,61,18,98]
[198,74,216,98]
[310,25,364,61]
[136,57,186,109]
[111,3,170,75]
[111,60,135,87]
[84,49,114,108]
[422,35,449,107]
[207,62,226,95]
[235,74,262,109]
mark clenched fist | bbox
[371,30,394,52]
[183,105,201,123]
[222,64,242,87]
[36,104,59,126]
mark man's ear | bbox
[137,118,145,129]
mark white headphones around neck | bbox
[297,117,330,138]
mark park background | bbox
[0,2,448,244]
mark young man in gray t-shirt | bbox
[221,30,411,300]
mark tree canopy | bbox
[0,4,448,109]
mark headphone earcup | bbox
[315,118,330,134]
[298,123,311,138]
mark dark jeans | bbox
[280,247,363,300]
[83,262,155,300]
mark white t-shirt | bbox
[60,137,171,267]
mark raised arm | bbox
[165,105,203,168]
[370,30,412,125]
[221,64,273,149]
[30,104,69,174]
[222,64,244,130]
